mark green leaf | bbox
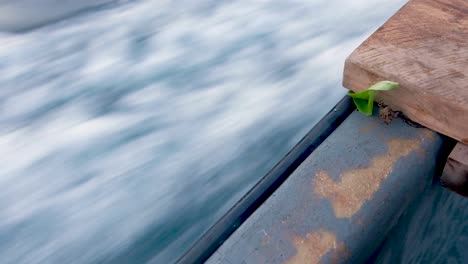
[367,81,399,91]
[348,90,376,115]
[347,81,399,115]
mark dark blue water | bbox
[0,1,407,263]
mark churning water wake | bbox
[0,0,407,263]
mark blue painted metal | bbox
[369,182,468,263]
[205,108,447,264]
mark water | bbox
[0,0,117,32]
[0,1,407,263]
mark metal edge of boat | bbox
[177,96,356,264]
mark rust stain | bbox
[286,230,345,264]
[418,128,436,141]
[416,147,426,158]
[314,138,421,218]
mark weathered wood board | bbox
[441,143,468,196]
[343,0,468,144]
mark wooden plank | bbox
[343,0,468,144]
[441,143,468,196]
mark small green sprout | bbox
[348,81,399,115]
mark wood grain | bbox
[441,143,468,197]
[343,0,468,144]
